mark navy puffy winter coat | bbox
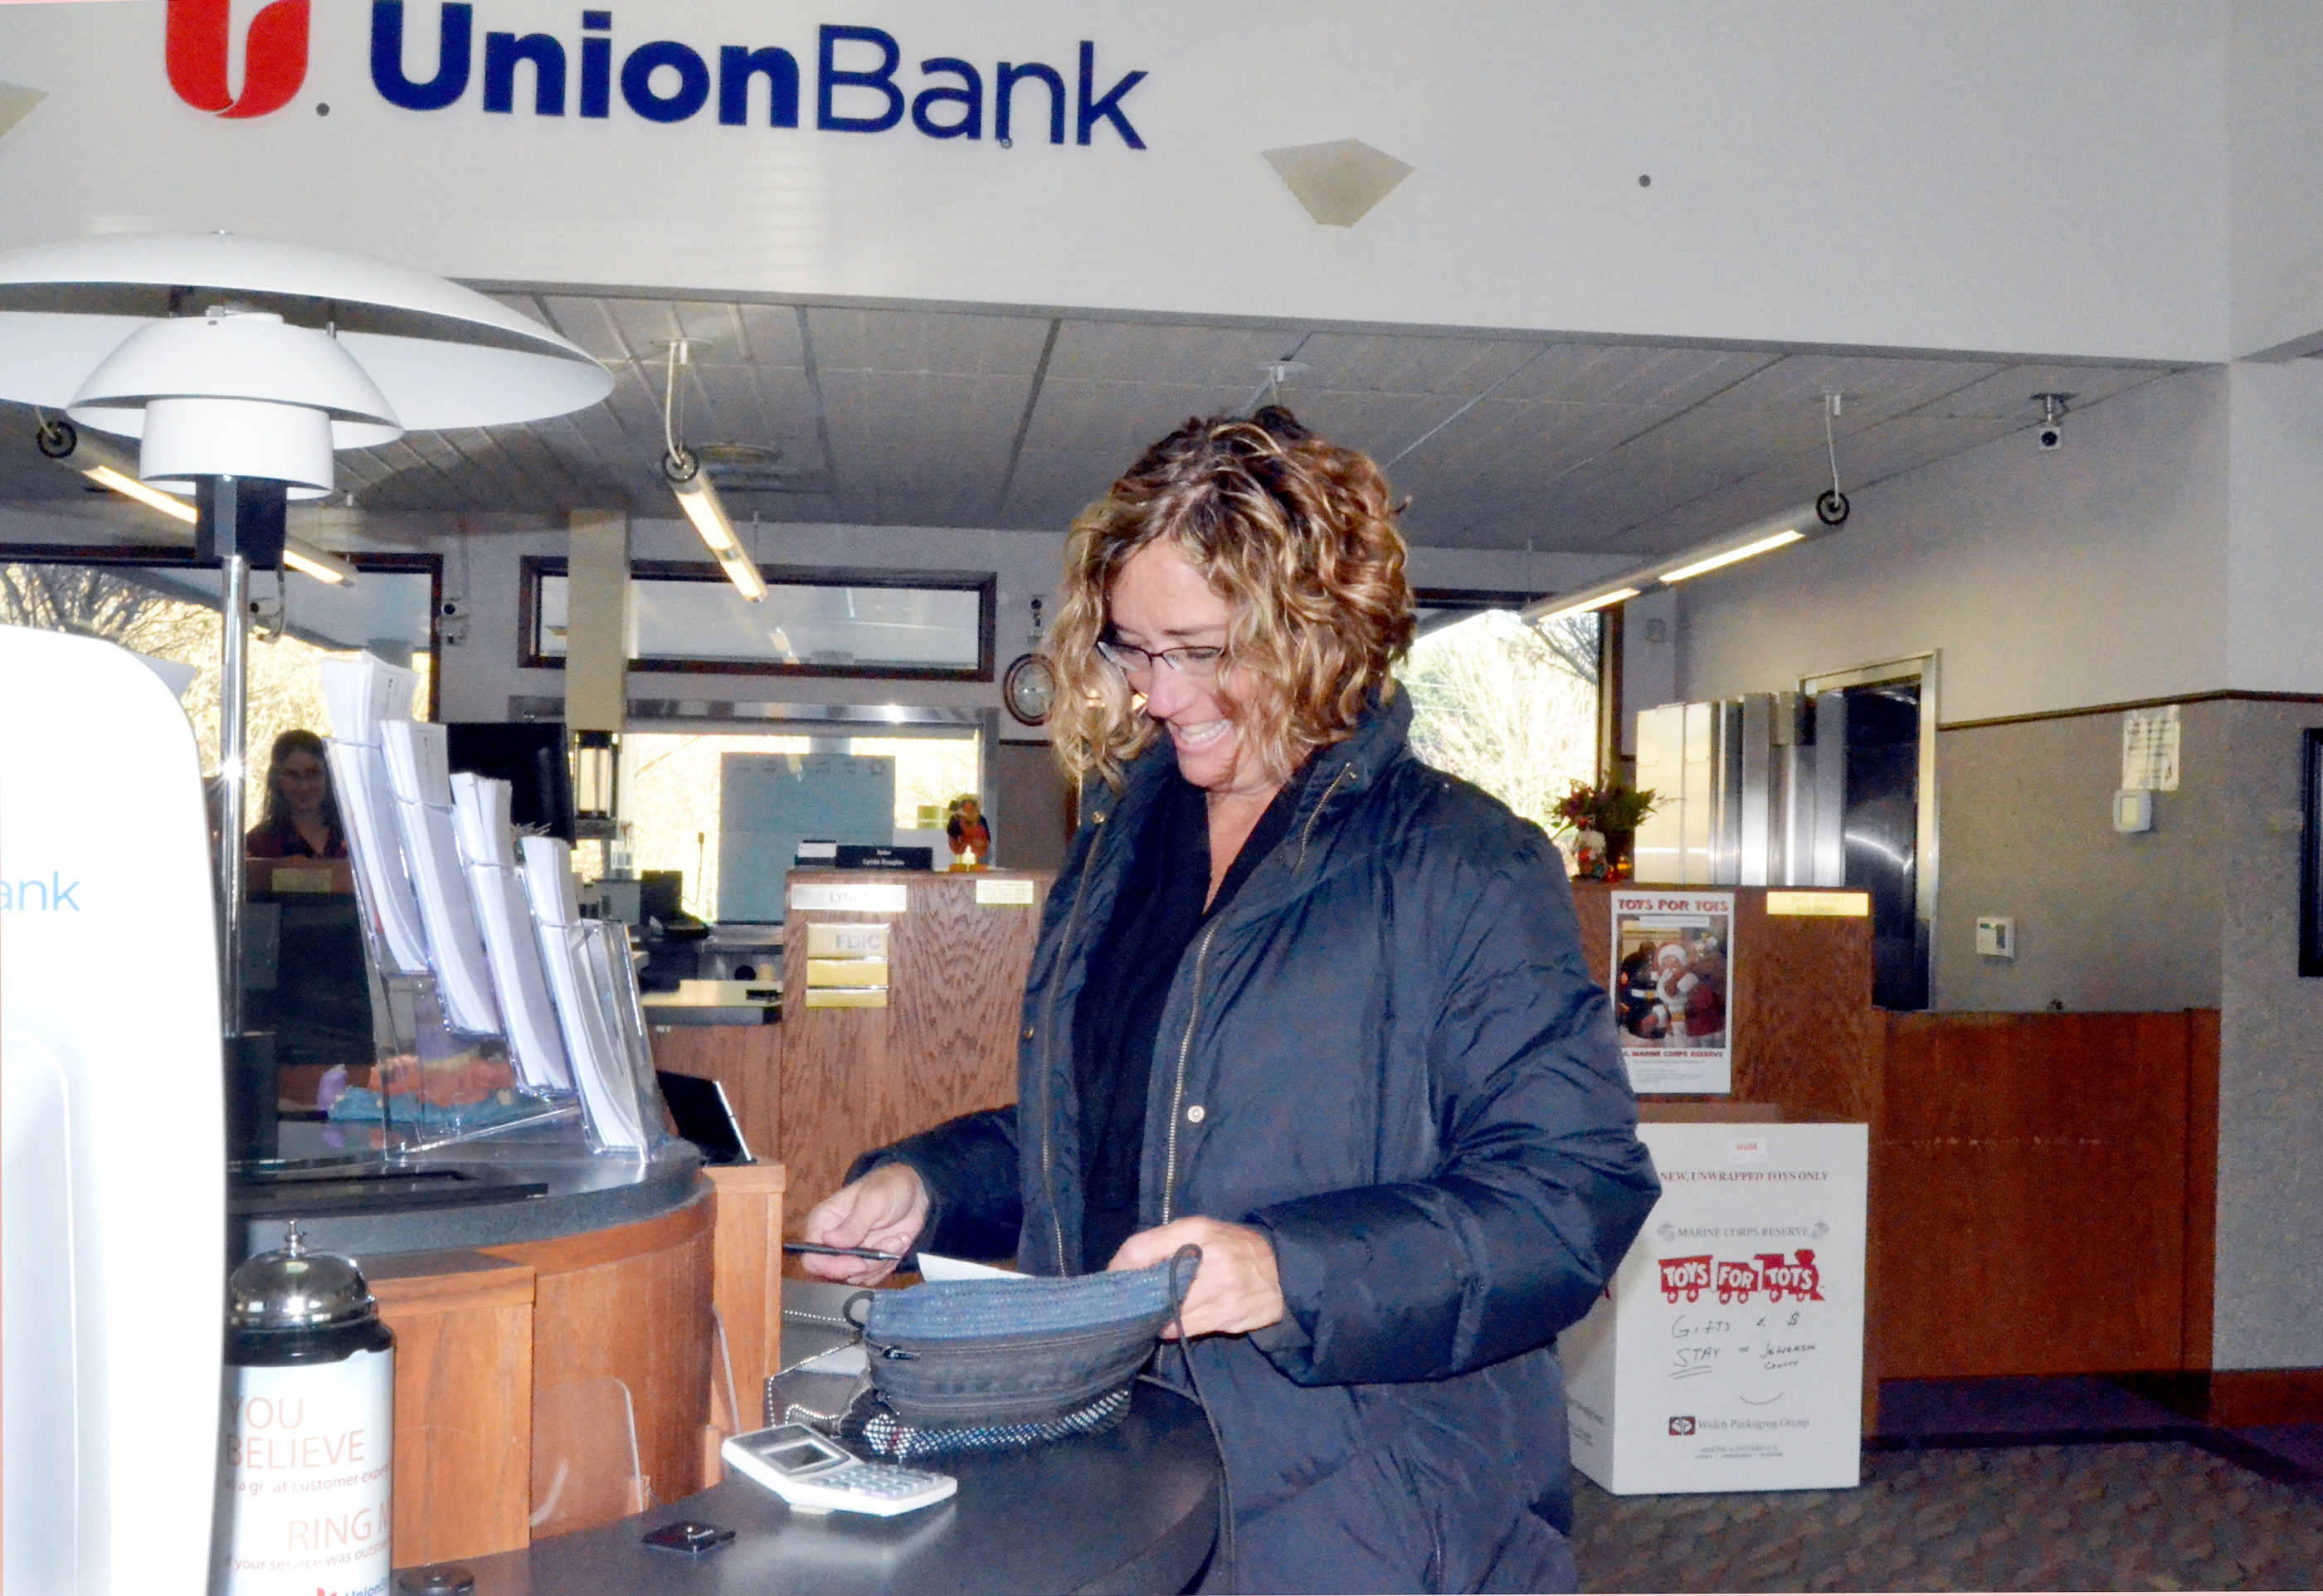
[883,692,1660,1594]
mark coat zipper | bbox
[1160,762,1353,1224]
[1158,920,1218,1225]
[1038,810,1106,1273]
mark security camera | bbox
[439,598,465,620]
[2033,392,2072,452]
[437,596,470,645]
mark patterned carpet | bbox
[1569,1386,2323,1592]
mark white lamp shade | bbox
[69,312,400,440]
[139,398,336,496]
[0,232,611,429]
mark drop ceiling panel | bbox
[1042,319,1306,389]
[805,307,1052,377]
[0,295,2186,552]
[997,447,1118,531]
[1290,333,1544,398]
[1926,363,2166,420]
[1015,377,1258,460]
[1283,388,1472,465]
[1493,345,1780,410]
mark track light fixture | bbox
[661,341,764,602]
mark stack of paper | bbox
[318,654,428,974]
[378,721,502,1036]
[450,774,572,1092]
[522,838,653,1153]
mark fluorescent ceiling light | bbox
[1658,529,1803,585]
[282,539,354,586]
[1532,587,1640,625]
[666,450,764,602]
[85,462,197,524]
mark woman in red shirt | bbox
[245,728,347,859]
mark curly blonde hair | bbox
[1049,407,1417,790]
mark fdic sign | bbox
[165,0,1151,148]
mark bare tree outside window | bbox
[1399,610,1600,859]
[0,561,426,822]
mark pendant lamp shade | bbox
[0,233,611,465]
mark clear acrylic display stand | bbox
[342,805,582,1156]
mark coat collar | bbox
[1085,686,1412,839]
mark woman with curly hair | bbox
[801,408,1658,1594]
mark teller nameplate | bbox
[1765,891,1870,917]
[805,987,889,1010]
[789,883,909,914]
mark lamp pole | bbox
[197,474,287,1067]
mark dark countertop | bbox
[449,1376,1220,1596]
[232,1130,704,1264]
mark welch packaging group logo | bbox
[167,0,313,119]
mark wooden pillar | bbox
[705,1161,787,1457]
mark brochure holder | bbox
[340,801,579,1155]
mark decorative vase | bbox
[1603,828,1636,882]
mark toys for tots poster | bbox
[1611,890,1733,1094]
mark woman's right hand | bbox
[798,1162,930,1285]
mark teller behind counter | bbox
[242,729,370,1073]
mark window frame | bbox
[518,556,998,683]
[0,543,444,718]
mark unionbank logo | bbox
[167,0,312,119]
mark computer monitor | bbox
[444,722,576,842]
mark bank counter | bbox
[243,867,1203,1584]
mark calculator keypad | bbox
[821,1464,942,1498]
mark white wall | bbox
[1673,365,2235,723]
[2225,361,2323,689]
[0,1,2233,359]
[2229,2,2323,358]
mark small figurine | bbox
[945,794,991,870]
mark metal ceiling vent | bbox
[1262,139,1414,227]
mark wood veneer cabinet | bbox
[368,1165,786,1567]
[777,869,1053,1223]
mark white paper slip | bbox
[536,916,620,1126]
[319,652,419,746]
[563,922,649,1153]
[915,1254,1027,1282]
[324,740,430,973]
[391,795,503,1035]
[380,719,455,809]
[450,772,518,869]
[468,862,572,1091]
[520,834,582,927]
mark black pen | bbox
[783,1241,906,1262]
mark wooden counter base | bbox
[369,1166,784,1568]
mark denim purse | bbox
[801,1254,1192,1460]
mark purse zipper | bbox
[1037,809,1106,1273]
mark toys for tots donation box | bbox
[1559,1122,1867,1493]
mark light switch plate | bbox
[1975,916,2014,959]
[2113,789,2154,833]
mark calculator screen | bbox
[767,1442,830,1472]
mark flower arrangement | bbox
[1551,779,1658,837]
[1551,780,1658,881]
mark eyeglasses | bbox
[1093,636,1225,679]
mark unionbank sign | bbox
[166,0,1152,150]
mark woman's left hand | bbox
[1108,1217,1285,1339]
